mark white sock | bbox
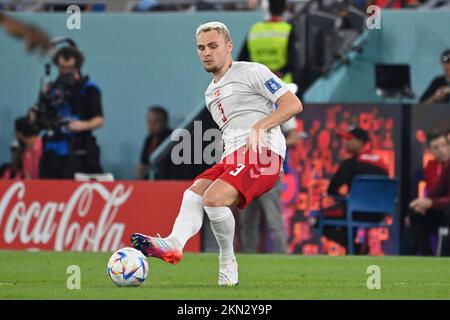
[167,189,204,251]
[204,206,236,265]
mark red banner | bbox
[0,180,200,252]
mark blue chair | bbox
[318,175,399,255]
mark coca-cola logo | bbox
[0,182,133,252]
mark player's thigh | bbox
[203,178,241,207]
[189,178,215,196]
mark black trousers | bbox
[39,142,103,179]
[406,207,450,256]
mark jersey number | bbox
[218,102,228,123]
[230,163,246,176]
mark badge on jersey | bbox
[264,78,282,94]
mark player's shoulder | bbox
[234,61,270,73]
[233,62,272,83]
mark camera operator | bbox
[31,46,104,179]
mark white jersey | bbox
[204,61,289,159]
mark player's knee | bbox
[185,188,203,199]
[189,180,211,196]
[203,191,228,207]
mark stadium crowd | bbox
[0,0,446,12]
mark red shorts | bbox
[194,146,282,209]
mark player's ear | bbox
[227,40,233,53]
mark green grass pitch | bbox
[0,251,449,299]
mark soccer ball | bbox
[107,247,149,287]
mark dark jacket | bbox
[328,152,389,196]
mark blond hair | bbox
[196,21,231,42]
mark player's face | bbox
[197,30,232,74]
[429,136,450,162]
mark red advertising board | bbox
[0,180,200,252]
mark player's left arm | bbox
[254,91,302,131]
[246,91,302,152]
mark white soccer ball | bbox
[107,247,149,287]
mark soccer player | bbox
[131,21,302,286]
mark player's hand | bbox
[68,120,88,132]
[244,125,268,154]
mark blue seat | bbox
[318,175,399,255]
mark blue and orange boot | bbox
[130,233,182,265]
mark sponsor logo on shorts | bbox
[264,78,281,94]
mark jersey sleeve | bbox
[248,64,289,103]
[281,116,297,133]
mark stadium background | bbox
[0,6,450,257]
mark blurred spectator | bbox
[422,131,450,194]
[0,140,24,179]
[407,131,450,255]
[420,49,450,105]
[134,0,159,11]
[42,2,105,11]
[0,1,16,10]
[136,106,172,179]
[141,0,190,11]
[238,0,297,85]
[31,46,104,179]
[14,117,43,179]
[327,128,388,196]
[323,127,389,254]
[288,217,309,254]
[247,0,261,10]
[367,0,420,9]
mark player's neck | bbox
[213,60,233,83]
